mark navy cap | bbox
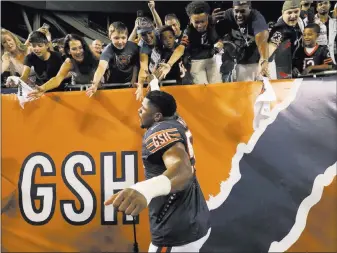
[233,1,251,6]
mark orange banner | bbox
[1,80,335,252]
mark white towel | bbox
[6,76,37,109]
[149,76,160,91]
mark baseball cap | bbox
[137,17,155,34]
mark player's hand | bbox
[86,83,98,97]
[212,8,225,23]
[104,188,147,216]
[148,1,155,10]
[157,63,171,80]
[135,84,144,101]
[27,85,45,99]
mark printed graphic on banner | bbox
[2,79,336,252]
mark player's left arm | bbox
[104,142,193,216]
[161,142,194,191]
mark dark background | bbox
[1,1,284,40]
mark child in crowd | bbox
[293,23,335,76]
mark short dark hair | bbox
[185,1,211,17]
[146,91,177,117]
[165,13,179,23]
[28,31,48,44]
[108,21,128,38]
[159,25,175,37]
[233,1,252,7]
[316,0,330,5]
[305,23,320,34]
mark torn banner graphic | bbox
[202,76,337,252]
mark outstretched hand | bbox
[86,83,98,97]
[104,188,147,216]
[27,85,45,99]
[157,63,171,80]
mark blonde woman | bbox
[1,29,35,85]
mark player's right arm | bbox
[104,142,193,216]
[104,124,194,216]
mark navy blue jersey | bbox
[142,116,210,247]
[293,45,334,72]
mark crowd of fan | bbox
[1,0,336,101]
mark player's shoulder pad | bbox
[144,121,184,154]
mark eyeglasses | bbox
[303,3,310,7]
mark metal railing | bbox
[1,71,336,95]
[296,70,337,78]
[65,80,178,91]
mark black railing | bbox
[296,70,337,78]
[1,71,336,95]
[65,80,178,91]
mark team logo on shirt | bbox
[270,31,283,46]
[115,54,132,71]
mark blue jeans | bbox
[222,73,232,83]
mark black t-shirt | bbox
[217,9,268,64]
[69,58,98,85]
[149,43,182,84]
[180,18,219,60]
[269,19,302,60]
[100,41,139,84]
[176,32,184,43]
[142,116,210,247]
[24,51,64,90]
[293,45,334,72]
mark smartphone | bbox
[137,10,144,18]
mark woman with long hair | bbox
[28,34,99,98]
[1,29,35,84]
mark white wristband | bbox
[130,175,171,205]
[149,76,160,91]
